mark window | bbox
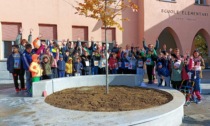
[1,22,21,58]
[195,0,206,5]
[39,24,57,41]
[72,26,88,46]
[159,0,176,2]
[101,28,116,50]
[3,41,13,58]
[72,26,88,42]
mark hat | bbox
[32,54,39,62]
[174,61,181,68]
[68,57,72,61]
[41,54,49,61]
[157,62,162,67]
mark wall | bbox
[0,0,123,59]
[142,0,210,53]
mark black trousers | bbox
[51,67,58,78]
[146,65,154,81]
[12,69,25,89]
[42,74,53,80]
[171,81,182,90]
[99,67,106,74]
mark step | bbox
[0,61,7,71]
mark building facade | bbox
[0,0,210,60]
[0,0,210,81]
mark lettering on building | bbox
[161,9,209,17]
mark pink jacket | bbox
[51,50,59,68]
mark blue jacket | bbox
[57,60,66,71]
[157,67,170,77]
[121,57,129,69]
[7,53,24,73]
[74,62,83,74]
[22,50,33,71]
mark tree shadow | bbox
[182,116,210,125]
[92,20,103,32]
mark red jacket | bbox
[108,57,118,69]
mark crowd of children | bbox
[7,29,205,104]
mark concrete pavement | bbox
[0,83,209,125]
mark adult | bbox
[190,50,205,96]
[112,42,120,53]
[143,38,159,54]
[143,38,159,84]
[15,28,33,54]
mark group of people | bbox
[7,29,205,104]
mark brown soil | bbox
[45,86,173,112]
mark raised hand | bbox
[169,48,173,53]
[91,37,94,41]
[38,34,42,39]
[30,28,33,34]
[20,28,23,33]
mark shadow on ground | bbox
[182,116,210,126]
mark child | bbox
[65,57,73,77]
[156,62,170,87]
[22,44,33,94]
[91,51,101,75]
[74,57,83,76]
[64,50,70,62]
[171,58,183,89]
[99,52,106,74]
[136,52,146,85]
[108,53,118,74]
[51,44,59,78]
[41,54,54,80]
[189,52,204,104]
[120,52,129,74]
[128,53,137,74]
[180,58,192,105]
[57,55,66,78]
[7,45,25,92]
[81,51,91,75]
[29,54,43,95]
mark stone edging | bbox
[33,75,185,126]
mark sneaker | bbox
[185,101,190,106]
[21,88,27,91]
[196,99,202,104]
[148,81,153,84]
[15,88,21,92]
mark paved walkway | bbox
[0,83,209,126]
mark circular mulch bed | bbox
[45,86,173,112]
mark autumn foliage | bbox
[74,0,138,30]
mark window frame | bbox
[158,0,176,3]
[2,40,14,59]
[194,0,208,6]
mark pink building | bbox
[0,0,210,60]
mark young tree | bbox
[74,0,138,94]
[74,0,138,30]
